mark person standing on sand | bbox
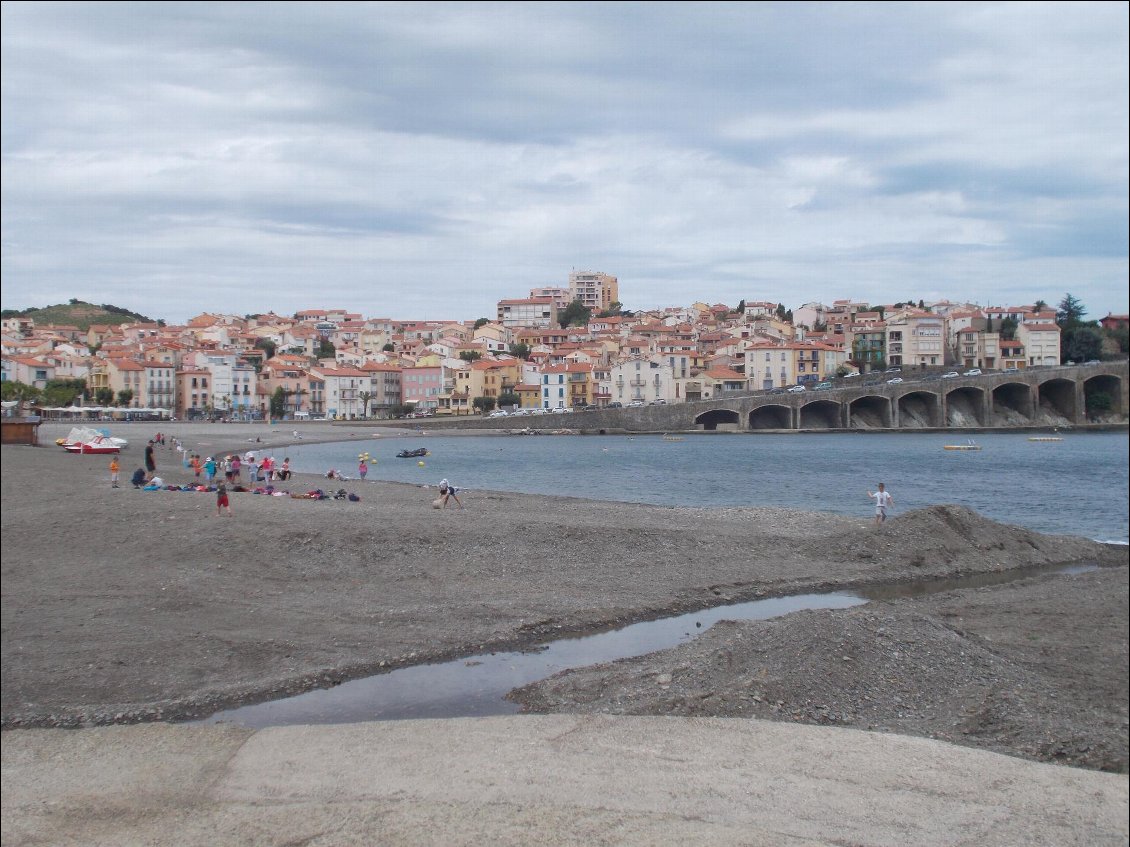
[109,456,120,488]
[144,441,156,479]
[359,458,368,481]
[867,483,894,525]
[216,481,232,516]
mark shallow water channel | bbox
[201,563,1098,729]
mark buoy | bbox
[418,461,425,467]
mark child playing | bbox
[109,456,120,488]
[216,482,232,516]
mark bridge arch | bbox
[990,380,1035,425]
[748,404,791,430]
[896,390,941,428]
[848,394,892,429]
[799,399,841,429]
[1083,373,1124,421]
[1036,377,1077,425]
[695,407,742,431]
[945,386,987,427]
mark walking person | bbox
[203,456,217,484]
[867,482,894,525]
[359,458,369,482]
[438,478,463,509]
[109,456,120,488]
[230,453,242,484]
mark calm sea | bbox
[283,431,1129,544]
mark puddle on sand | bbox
[199,562,1100,729]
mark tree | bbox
[269,387,288,419]
[497,391,520,408]
[0,380,41,406]
[382,343,395,352]
[775,303,787,320]
[558,299,592,328]
[254,338,277,361]
[510,342,531,360]
[1063,326,1102,363]
[358,391,372,417]
[94,387,115,406]
[1034,299,1049,312]
[1056,293,1087,328]
[472,396,496,414]
[999,317,1018,340]
[459,350,482,362]
[473,317,489,329]
[315,338,336,359]
[43,378,86,407]
[116,389,134,407]
[390,403,414,419]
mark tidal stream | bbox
[200,562,1099,728]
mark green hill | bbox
[0,300,161,331]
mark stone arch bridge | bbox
[418,362,1128,433]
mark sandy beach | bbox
[2,421,1127,844]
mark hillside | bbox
[0,300,160,331]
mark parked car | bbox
[813,382,833,391]
[649,399,667,405]
[487,409,509,418]
[582,404,600,411]
[786,384,807,393]
[551,407,568,414]
[1084,359,1102,365]
[842,371,861,378]
[963,368,982,376]
[942,371,959,379]
[885,367,902,374]
[608,401,623,408]
[886,377,904,384]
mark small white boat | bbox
[1028,436,1063,442]
[944,439,981,451]
[57,426,128,451]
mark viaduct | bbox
[406,362,1129,434]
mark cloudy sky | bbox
[2,1,1127,324]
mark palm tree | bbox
[359,391,372,418]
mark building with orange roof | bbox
[1016,322,1061,367]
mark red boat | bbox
[63,435,122,454]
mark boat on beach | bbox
[57,426,128,453]
[62,433,122,454]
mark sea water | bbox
[282,431,1128,544]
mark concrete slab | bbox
[3,716,1127,846]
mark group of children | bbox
[181,452,292,485]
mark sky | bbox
[2,1,1127,325]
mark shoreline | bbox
[3,435,1126,769]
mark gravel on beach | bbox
[2,422,1126,773]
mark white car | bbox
[786,384,807,393]
[843,371,861,378]
[887,377,904,384]
[942,371,959,379]
[963,368,982,376]
[628,400,645,407]
[488,410,509,418]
